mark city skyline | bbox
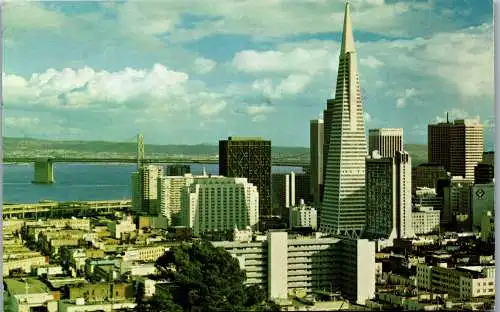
[3,1,494,148]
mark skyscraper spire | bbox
[340,1,356,55]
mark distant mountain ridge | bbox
[3,137,428,165]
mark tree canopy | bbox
[136,240,280,312]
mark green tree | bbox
[135,290,182,312]
[136,240,278,312]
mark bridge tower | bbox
[32,158,55,184]
[137,134,145,170]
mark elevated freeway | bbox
[3,199,132,219]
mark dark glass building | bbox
[219,137,272,216]
[166,164,191,176]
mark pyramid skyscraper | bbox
[320,1,367,237]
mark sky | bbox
[2,0,494,148]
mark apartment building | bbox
[212,231,375,305]
[289,202,318,230]
[416,264,495,300]
[122,245,170,262]
[181,177,260,236]
[132,165,164,215]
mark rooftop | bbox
[227,136,265,141]
[46,277,88,289]
[5,278,51,296]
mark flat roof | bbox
[46,277,88,289]
[5,278,51,295]
[227,136,265,141]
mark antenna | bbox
[446,112,449,124]
[137,134,144,170]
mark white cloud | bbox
[3,65,228,118]
[198,98,227,117]
[232,48,331,75]
[433,108,480,123]
[396,88,418,108]
[194,57,217,75]
[117,0,450,42]
[251,74,313,100]
[245,105,276,116]
[360,56,384,69]
[359,23,493,102]
[4,1,69,32]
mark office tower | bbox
[368,128,404,158]
[219,137,272,216]
[166,164,191,176]
[294,173,312,204]
[180,177,260,235]
[475,162,494,184]
[310,119,324,205]
[412,163,448,193]
[365,151,414,240]
[428,116,452,171]
[272,172,312,219]
[131,165,164,215]
[272,172,296,215]
[450,119,484,180]
[428,118,484,179]
[321,2,368,236]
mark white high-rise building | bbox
[131,165,164,215]
[181,177,260,235]
[158,174,196,225]
[289,200,318,230]
[321,2,367,237]
[365,151,414,240]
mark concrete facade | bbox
[181,177,260,235]
[213,232,376,305]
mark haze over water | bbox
[3,163,303,204]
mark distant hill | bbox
[3,137,427,165]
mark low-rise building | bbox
[416,264,495,300]
[109,215,136,239]
[4,256,48,277]
[65,282,135,302]
[4,278,58,312]
[58,299,136,312]
[120,261,157,277]
[122,245,170,262]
